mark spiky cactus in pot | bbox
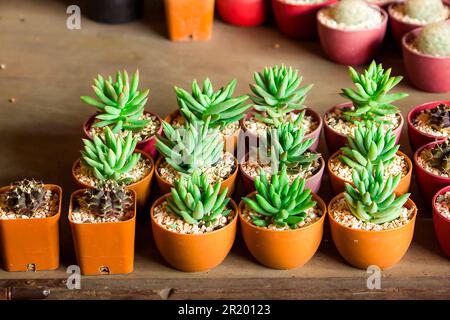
[330,0,380,26]
[415,21,450,57]
[404,0,447,23]
[428,140,450,173]
[6,179,47,217]
[427,103,450,130]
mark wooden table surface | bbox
[1,0,449,300]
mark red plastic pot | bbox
[217,0,267,27]
[317,6,388,65]
[432,185,450,259]
[407,101,450,152]
[414,141,450,205]
[387,3,424,48]
[83,110,163,159]
[272,0,337,40]
[402,25,450,93]
[323,102,404,155]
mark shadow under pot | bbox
[150,194,238,272]
[86,0,143,24]
[240,107,323,152]
[83,111,163,159]
[164,0,215,41]
[69,189,136,275]
[272,0,337,40]
[317,5,388,65]
[328,193,417,270]
[407,100,450,152]
[0,184,62,272]
[327,150,413,196]
[432,185,450,259]
[238,192,326,269]
[217,0,267,27]
[323,102,404,155]
[414,140,450,205]
[72,150,155,208]
[402,25,450,93]
[239,153,325,195]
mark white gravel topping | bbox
[435,191,450,220]
[390,3,450,25]
[0,189,58,220]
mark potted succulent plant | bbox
[0,179,62,272]
[239,167,326,269]
[323,61,408,155]
[81,70,162,159]
[240,113,324,194]
[242,65,322,151]
[414,140,450,204]
[407,101,450,151]
[166,78,251,154]
[272,0,338,40]
[328,162,417,269]
[72,127,155,208]
[164,0,215,40]
[151,171,237,272]
[328,121,412,195]
[86,0,143,24]
[69,181,136,275]
[155,118,238,196]
[402,21,450,93]
[432,185,450,258]
[388,0,449,48]
[317,0,388,65]
[217,0,268,27]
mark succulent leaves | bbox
[429,140,450,173]
[427,103,450,130]
[250,65,313,126]
[6,179,47,217]
[166,170,231,225]
[242,167,316,229]
[81,70,150,133]
[81,127,141,184]
[341,61,408,123]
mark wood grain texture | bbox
[0,0,449,300]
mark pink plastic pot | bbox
[414,141,450,205]
[240,154,325,194]
[317,6,388,65]
[323,102,404,155]
[387,3,424,48]
[432,185,450,259]
[407,101,450,152]
[83,110,163,159]
[217,0,267,27]
[272,0,337,40]
[402,25,450,93]
[370,0,402,9]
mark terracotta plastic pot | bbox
[328,193,417,269]
[402,25,450,93]
[272,0,337,40]
[69,189,136,275]
[240,154,325,194]
[317,6,388,65]
[83,111,163,159]
[240,107,323,152]
[151,194,237,272]
[407,101,450,152]
[155,156,238,197]
[164,0,215,41]
[414,141,450,205]
[432,185,450,259]
[328,150,412,195]
[72,150,154,208]
[0,185,62,272]
[217,0,267,27]
[239,192,326,269]
[323,102,404,155]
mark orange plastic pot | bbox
[238,192,326,269]
[0,185,62,272]
[72,150,154,208]
[69,189,136,275]
[328,193,417,270]
[164,0,215,41]
[150,193,238,272]
[327,150,412,196]
[155,155,238,197]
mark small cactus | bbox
[429,141,450,173]
[415,22,450,57]
[404,0,447,23]
[427,104,450,130]
[330,0,379,26]
[6,179,47,217]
